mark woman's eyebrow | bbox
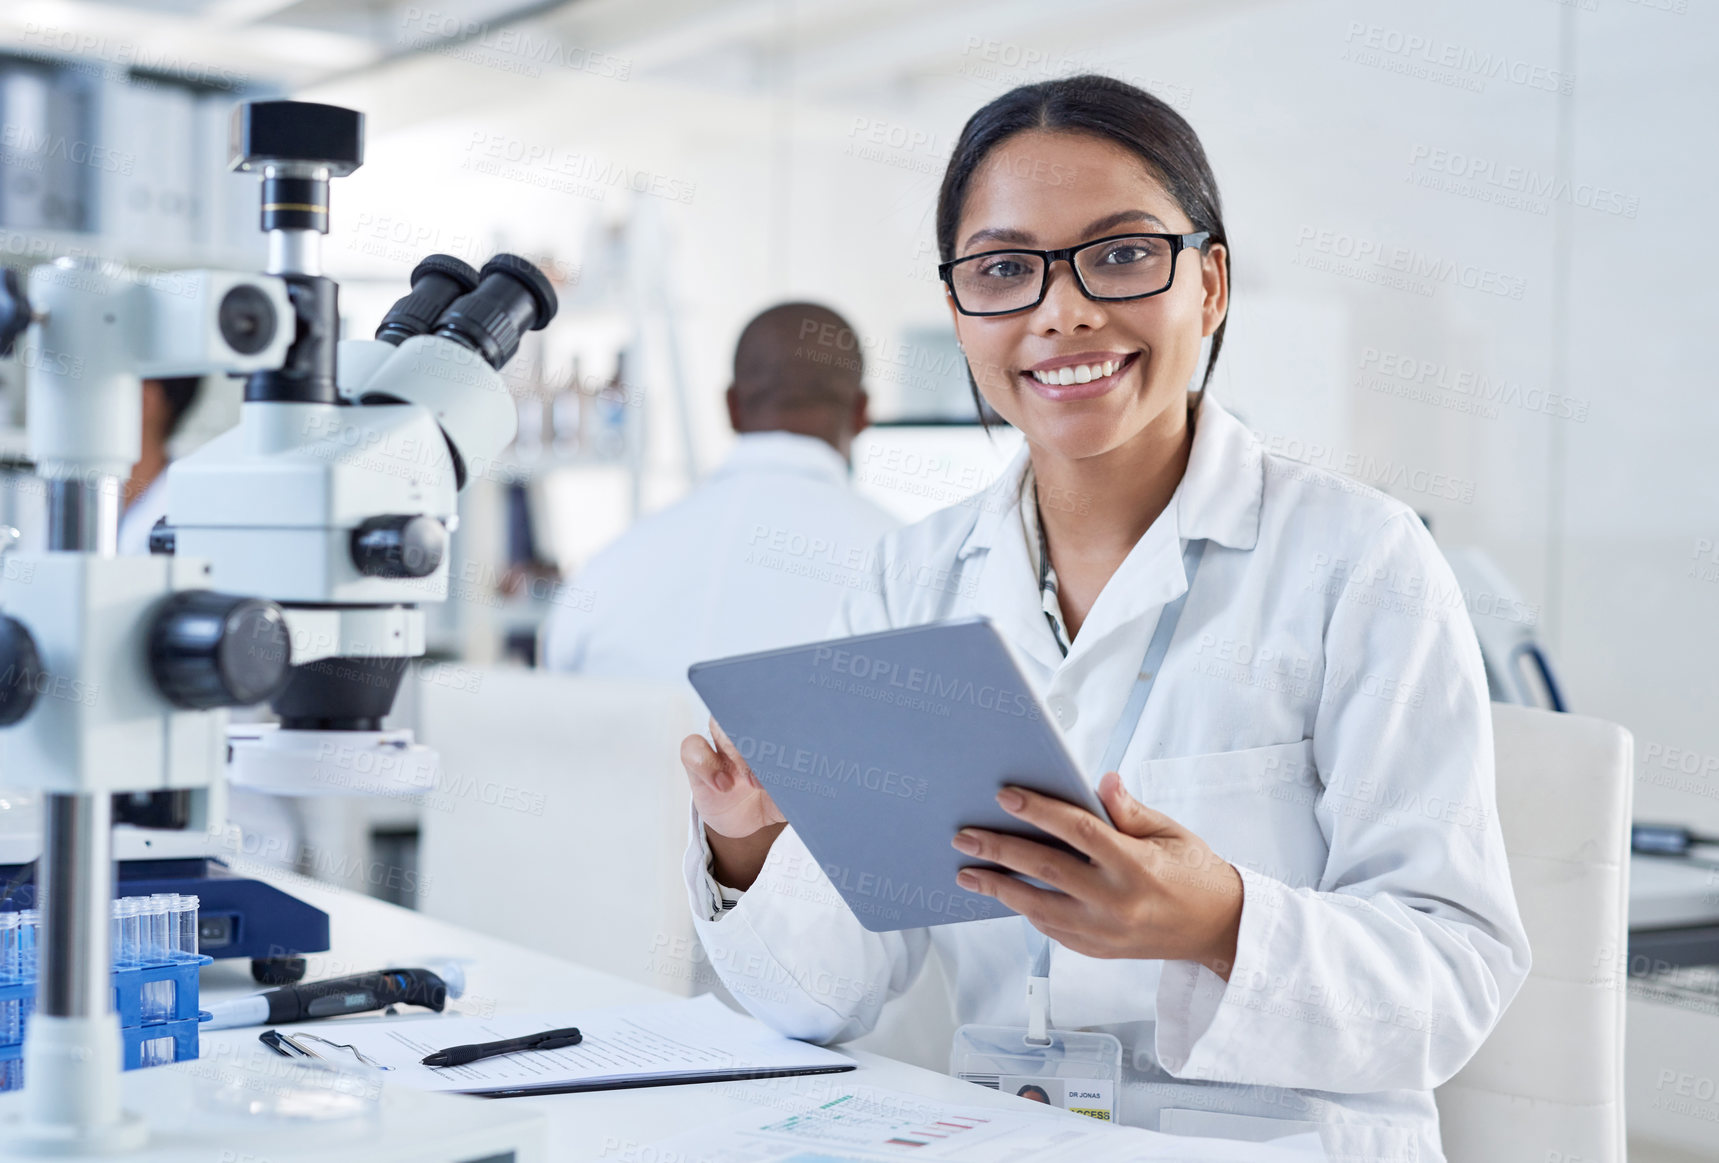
[1083,209,1168,234]
[959,210,1170,253]
[960,225,1035,250]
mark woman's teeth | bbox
[1029,358,1121,386]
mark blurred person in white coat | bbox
[678,78,1530,1160]
[542,303,899,703]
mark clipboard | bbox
[254,996,857,1097]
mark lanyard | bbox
[1024,537,1207,1044]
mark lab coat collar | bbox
[952,393,1263,672]
[710,431,850,485]
[954,444,1032,563]
[955,393,1262,562]
[1176,392,1264,554]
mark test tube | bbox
[167,894,187,957]
[115,898,141,968]
[174,895,199,959]
[1,912,16,1045]
[18,909,35,1036]
[0,911,15,983]
[134,896,154,963]
[149,895,181,1022]
[17,910,37,979]
[158,895,177,958]
[145,895,173,964]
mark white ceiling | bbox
[0,0,1271,123]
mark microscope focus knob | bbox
[350,515,446,579]
[148,591,293,710]
[0,614,43,726]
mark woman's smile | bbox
[1019,350,1142,402]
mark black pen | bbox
[421,1026,582,1068]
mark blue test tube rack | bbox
[0,904,212,1093]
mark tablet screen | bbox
[689,616,1110,931]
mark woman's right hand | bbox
[681,719,787,890]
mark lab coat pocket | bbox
[1132,740,1327,892]
[1159,1109,1419,1160]
[1156,1106,1320,1143]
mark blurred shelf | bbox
[0,227,263,276]
[501,448,634,477]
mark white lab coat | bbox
[683,394,1530,1160]
[542,432,899,708]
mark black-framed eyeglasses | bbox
[938,231,1211,317]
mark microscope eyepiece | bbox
[431,253,558,370]
[376,254,479,346]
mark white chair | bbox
[1435,703,1633,1163]
[415,668,707,995]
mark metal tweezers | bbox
[259,1028,387,1069]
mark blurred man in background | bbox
[118,375,201,555]
[542,302,898,702]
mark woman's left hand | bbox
[952,771,1244,979]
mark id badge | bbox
[950,1023,1122,1122]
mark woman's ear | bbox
[1200,243,1229,339]
[945,288,975,360]
[944,284,963,338]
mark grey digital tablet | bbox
[687,616,1112,932]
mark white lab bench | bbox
[190,873,1183,1160]
[1624,854,1719,1160]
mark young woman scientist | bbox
[679,76,1529,1157]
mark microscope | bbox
[0,100,553,1158]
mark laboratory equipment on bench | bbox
[1629,825,1719,973]
[0,98,551,1160]
[203,961,464,1030]
[1632,824,1719,862]
[0,792,332,986]
[0,896,212,1094]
